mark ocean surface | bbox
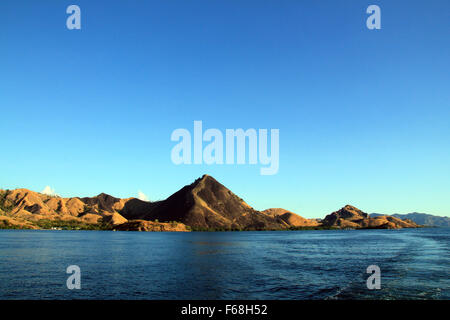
[0,228,448,300]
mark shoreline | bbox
[0,225,427,232]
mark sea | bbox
[0,228,448,299]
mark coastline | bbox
[0,176,430,232]
[0,223,426,232]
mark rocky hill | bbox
[371,212,450,227]
[113,220,190,232]
[323,205,420,229]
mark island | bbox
[0,175,421,231]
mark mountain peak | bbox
[322,205,368,227]
[96,192,115,199]
[339,205,367,217]
[343,204,361,211]
[191,174,216,186]
[139,174,284,230]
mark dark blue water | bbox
[0,228,448,299]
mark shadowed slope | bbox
[322,205,420,229]
[142,175,287,230]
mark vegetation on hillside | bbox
[0,190,14,214]
[35,219,111,230]
[0,219,32,229]
[188,225,340,232]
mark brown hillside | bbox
[322,205,419,229]
[2,188,128,226]
[103,212,128,226]
[263,208,320,227]
[0,216,38,229]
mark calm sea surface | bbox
[0,228,448,299]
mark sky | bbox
[0,0,449,218]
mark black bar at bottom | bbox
[1,300,447,319]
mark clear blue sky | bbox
[1,1,449,218]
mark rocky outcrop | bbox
[322,205,420,229]
[113,220,190,232]
[371,212,450,227]
[102,212,128,226]
[263,208,320,227]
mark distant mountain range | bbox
[0,174,421,231]
[371,213,450,227]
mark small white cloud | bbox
[42,186,58,196]
[137,190,150,202]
